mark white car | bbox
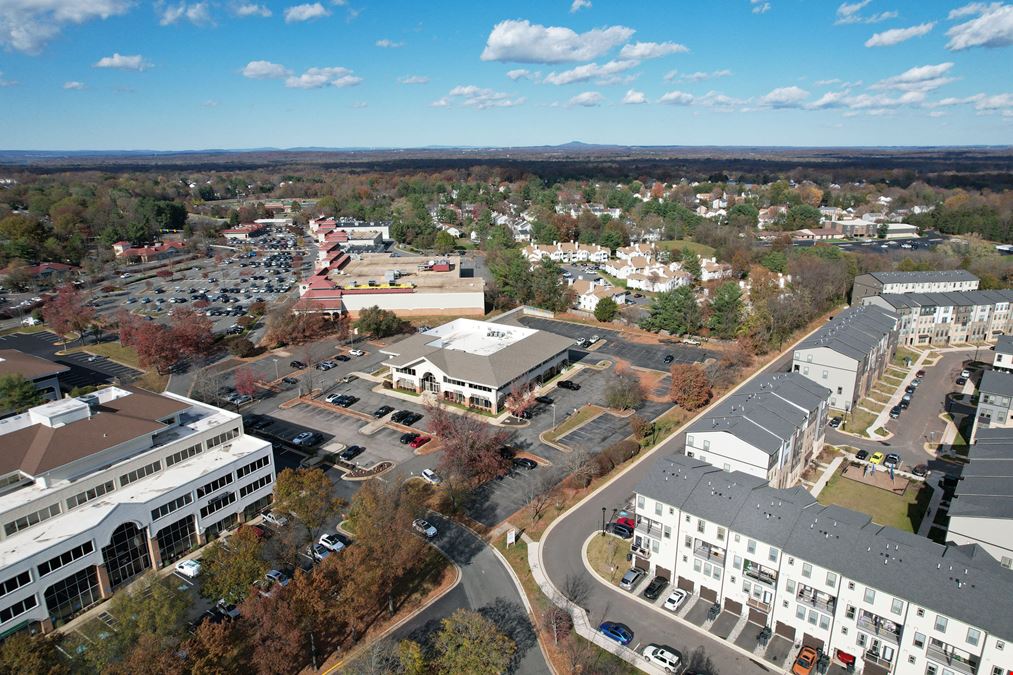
[21,317,40,326]
[262,510,288,527]
[663,588,689,612]
[319,533,346,552]
[265,569,290,587]
[961,369,971,378]
[349,349,365,357]
[421,469,442,485]
[412,518,438,539]
[175,559,201,579]
[642,644,682,673]
[120,273,132,279]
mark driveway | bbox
[393,515,551,675]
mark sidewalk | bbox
[865,349,929,435]
[808,455,844,498]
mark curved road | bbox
[394,515,551,675]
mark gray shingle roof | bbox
[635,453,1013,641]
[872,289,1013,310]
[795,305,897,363]
[950,432,1013,519]
[995,335,1013,354]
[866,270,979,284]
[980,370,1013,398]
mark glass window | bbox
[697,519,705,533]
[967,628,980,646]
[655,501,662,516]
[156,515,196,566]
[693,558,702,573]
[43,566,101,628]
[747,539,756,554]
[826,571,837,587]
[819,614,830,630]
[769,547,778,563]
[914,632,926,648]
[637,495,645,509]
[845,605,856,620]
[935,615,948,632]
[713,567,722,581]
[786,579,796,594]
[802,562,813,578]
[684,535,693,548]
[796,604,807,620]
[717,527,726,541]
[0,570,32,598]
[864,587,876,604]
[663,525,671,539]
[0,594,37,624]
[891,598,903,616]
[733,555,742,569]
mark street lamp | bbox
[601,507,607,537]
[272,358,279,380]
[551,403,556,428]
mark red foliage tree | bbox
[669,364,712,410]
[427,403,509,485]
[503,381,536,417]
[133,322,178,374]
[234,367,258,397]
[116,309,143,347]
[42,284,94,339]
[169,308,214,359]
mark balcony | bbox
[636,518,663,538]
[631,543,651,560]
[742,560,777,587]
[746,597,771,613]
[796,586,835,614]
[693,541,725,564]
[857,612,902,644]
[863,650,893,670]
[926,641,978,675]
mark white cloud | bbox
[0,0,132,54]
[284,3,329,22]
[202,99,218,107]
[235,3,271,17]
[507,69,535,80]
[398,74,429,84]
[63,80,85,89]
[94,53,150,70]
[543,59,638,85]
[480,19,634,63]
[758,85,809,107]
[805,90,850,109]
[659,90,694,105]
[570,0,591,12]
[568,91,604,107]
[434,85,525,109]
[871,62,956,92]
[946,3,1013,50]
[975,92,1013,110]
[865,22,935,47]
[751,1,772,14]
[665,68,732,82]
[285,66,361,88]
[242,60,290,79]
[0,71,17,87]
[696,90,744,109]
[618,41,688,60]
[376,38,403,48]
[814,78,862,87]
[846,90,925,109]
[160,2,214,26]
[834,0,898,25]
[622,89,646,104]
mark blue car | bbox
[598,621,634,645]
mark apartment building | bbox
[863,290,1013,347]
[851,271,980,304]
[632,454,1013,675]
[0,385,275,636]
[683,373,831,488]
[947,427,1013,568]
[976,371,1013,432]
[992,336,1013,373]
[792,306,898,411]
[522,241,610,264]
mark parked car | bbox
[557,380,580,390]
[616,516,636,529]
[961,368,972,378]
[916,369,926,378]
[373,405,394,418]
[262,510,288,527]
[682,337,702,346]
[400,432,420,445]
[292,431,317,446]
[309,543,331,562]
[315,360,336,371]
[898,399,910,410]
[663,354,674,364]
[349,348,365,357]
[339,445,365,462]
[792,646,818,675]
[605,522,634,539]
[403,412,423,425]
[598,621,633,645]
[334,354,351,362]
[912,464,928,477]
[956,376,968,386]
[265,570,290,587]
[902,392,912,402]
[663,588,689,612]
[869,452,885,465]
[319,533,346,553]
[889,405,903,419]
[643,644,682,672]
[421,468,442,485]
[884,453,900,468]
[619,568,645,591]
[855,449,869,461]
[409,435,431,449]
[643,576,670,600]
[324,393,344,404]
[412,518,438,539]
[281,376,299,385]
[512,457,537,470]
[175,559,201,579]
[828,416,842,429]
[535,395,554,405]
[340,375,358,384]
[589,335,600,343]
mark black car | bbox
[663,354,674,364]
[889,405,903,419]
[956,376,968,386]
[335,354,351,362]
[337,395,358,408]
[856,449,869,461]
[643,576,670,601]
[912,464,928,477]
[905,385,917,394]
[557,380,580,391]
[828,416,843,429]
[605,522,634,539]
[289,360,306,369]
[535,395,554,405]
[282,376,299,385]
[400,432,420,445]
[512,457,537,470]
[373,405,393,418]
[513,409,532,419]
[898,399,910,410]
[339,445,365,462]
[391,410,414,424]
[403,412,422,426]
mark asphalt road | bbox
[394,515,551,675]
[539,348,801,675]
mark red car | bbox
[409,435,431,449]
[617,517,636,529]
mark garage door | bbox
[863,660,889,675]
[654,565,671,581]
[634,556,650,571]
[677,577,695,592]
[748,608,768,625]
[723,598,743,615]
[803,633,824,652]
[699,586,717,603]
[775,622,796,640]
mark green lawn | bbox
[892,347,920,368]
[69,341,141,369]
[586,533,631,586]
[544,406,601,443]
[657,239,717,259]
[596,270,627,289]
[818,470,930,532]
[842,409,878,436]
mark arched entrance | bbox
[102,522,151,590]
[420,372,440,393]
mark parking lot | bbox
[0,330,143,389]
[514,316,710,371]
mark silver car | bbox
[619,568,645,591]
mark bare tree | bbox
[561,573,591,610]
[523,472,554,522]
[541,606,572,646]
[191,366,226,406]
[565,449,597,489]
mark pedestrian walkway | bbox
[808,455,844,498]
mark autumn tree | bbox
[428,402,510,486]
[670,364,712,410]
[604,369,644,410]
[169,307,214,360]
[432,609,516,675]
[42,284,94,340]
[355,305,405,338]
[541,605,573,646]
[0,632,69,675]
[234,366,258,398]
[504,381,537,418]
[200,525,266,604]
[272,468,344,545]
[131,321,178,374]
[0,374,45,412]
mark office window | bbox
[967,628,980,647]
[768,547,778,563]
[717,527,726,541]
[37,541,95,577]
[151,493,194,521]
[914,632,926,648]
[166,443,203,467]
[197,473,234,499]
[786,579,796,594]
[864,587,876,604]
[747,539,756,554]
[891,598,903,616]
[0,595,38,624]
[119,460,161,487]
[66,481,115,510]
[826,571,837,587]
[934,615,948,632]
[655,501,662,516]
[802,562,813,579]
[0,570,31,599]
[697,519,705,533]
[199,491,236,519]
[236,455,270,479]
[4,502,62,536]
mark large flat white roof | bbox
[421,318,537,357]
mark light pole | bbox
[272,358,279,381]
[601,507,607,536]
[551,403,556,428]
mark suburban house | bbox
[700,257,734,282]
[863,290,1013,346]
[851,271,980,304]
[615,242,657,261]
[0,350,69,403]
[631,453,1013,675]
[380,319,573,414]
[947,427,1013,568]
[112,241,186,263]
[993,335,1013,372]
[792,306,898,411]
[683,373,831,488]
[570,278,628,314]
[522,241,610,265]
[0,384,275,636]
[20,262,79,285]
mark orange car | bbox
[792,646,818,675]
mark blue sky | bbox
[0,0,1011,150]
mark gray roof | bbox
[686,373,830,457]
[795,305,897,363]
[635,453,1013,641]
[950,432,1013,519]
[865,270,979,285]
[980,370,1013,398]
[996,335,1013,354]
[381,326,574,388]
[871,289,1013,310]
